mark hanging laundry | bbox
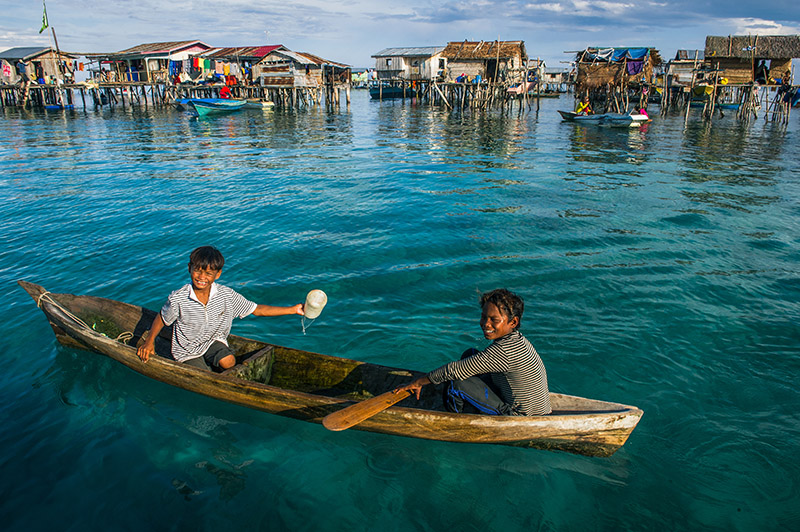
[627,60,644,75]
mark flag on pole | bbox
[39,0,49,34]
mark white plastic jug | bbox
[304,289,328,319]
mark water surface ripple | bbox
[1,95,798,531]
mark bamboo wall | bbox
[770,59,792,79]
[705,58,793,85]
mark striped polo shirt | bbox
[427,330,552,416]
[160,283,257,362]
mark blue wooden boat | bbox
[185,98,246,116]
[369,85,411,99]
[558,110,650,127]
[689,101,740,110]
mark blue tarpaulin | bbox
[588,48,650,62]
[612,48,649,61]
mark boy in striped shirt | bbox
[137,246,304,371]
[394,289,551,416]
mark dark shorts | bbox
[442,348,512,415]
[183,341,234,371]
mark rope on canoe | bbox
[36,291,134,343]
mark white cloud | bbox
[727,17,800,35]
[593,1,635,14]
[571,0,635,16]
[525,2,565,13]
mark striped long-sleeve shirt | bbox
[427,331,551,416]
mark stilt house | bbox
[667,50,704,86]
[371,47,446,81]
[574,47,660,91]
[441,40,528,83]
[255,48,349,89]
[197,46,286,84]
[85,41,211,83]
[542,67,569,92]
[297,52,351,89]
[528,58,546,81]
[704,35,800,85]
[573,46,661,111]
[0,46,77,85]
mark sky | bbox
[1,1,799,69]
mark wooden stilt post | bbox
[684,50,698,126]
[708,62,719,120]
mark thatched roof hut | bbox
[704,35,800,84]
[574,47,661,91]
[441,40,527,82]
[705,35,800,60]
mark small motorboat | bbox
[369,85,412,99]
[185,98,246,116]
[558,110,651,127]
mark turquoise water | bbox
[2,94,799,531]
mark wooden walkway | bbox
[0,80,350,110]
[1,75,557,113]
[366,79,563,112]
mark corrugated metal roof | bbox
[115,40,209,55]
[263,49,348,68]
[0,47,70,60]
[202,45,284,60]
[371,46,445,58]
[295,51,349,68]
[261,49,315,65]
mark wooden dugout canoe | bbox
[19,281,643,457]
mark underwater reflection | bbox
[565,122,651,165]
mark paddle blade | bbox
[323,389,412,431]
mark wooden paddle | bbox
[322,389,412,431]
